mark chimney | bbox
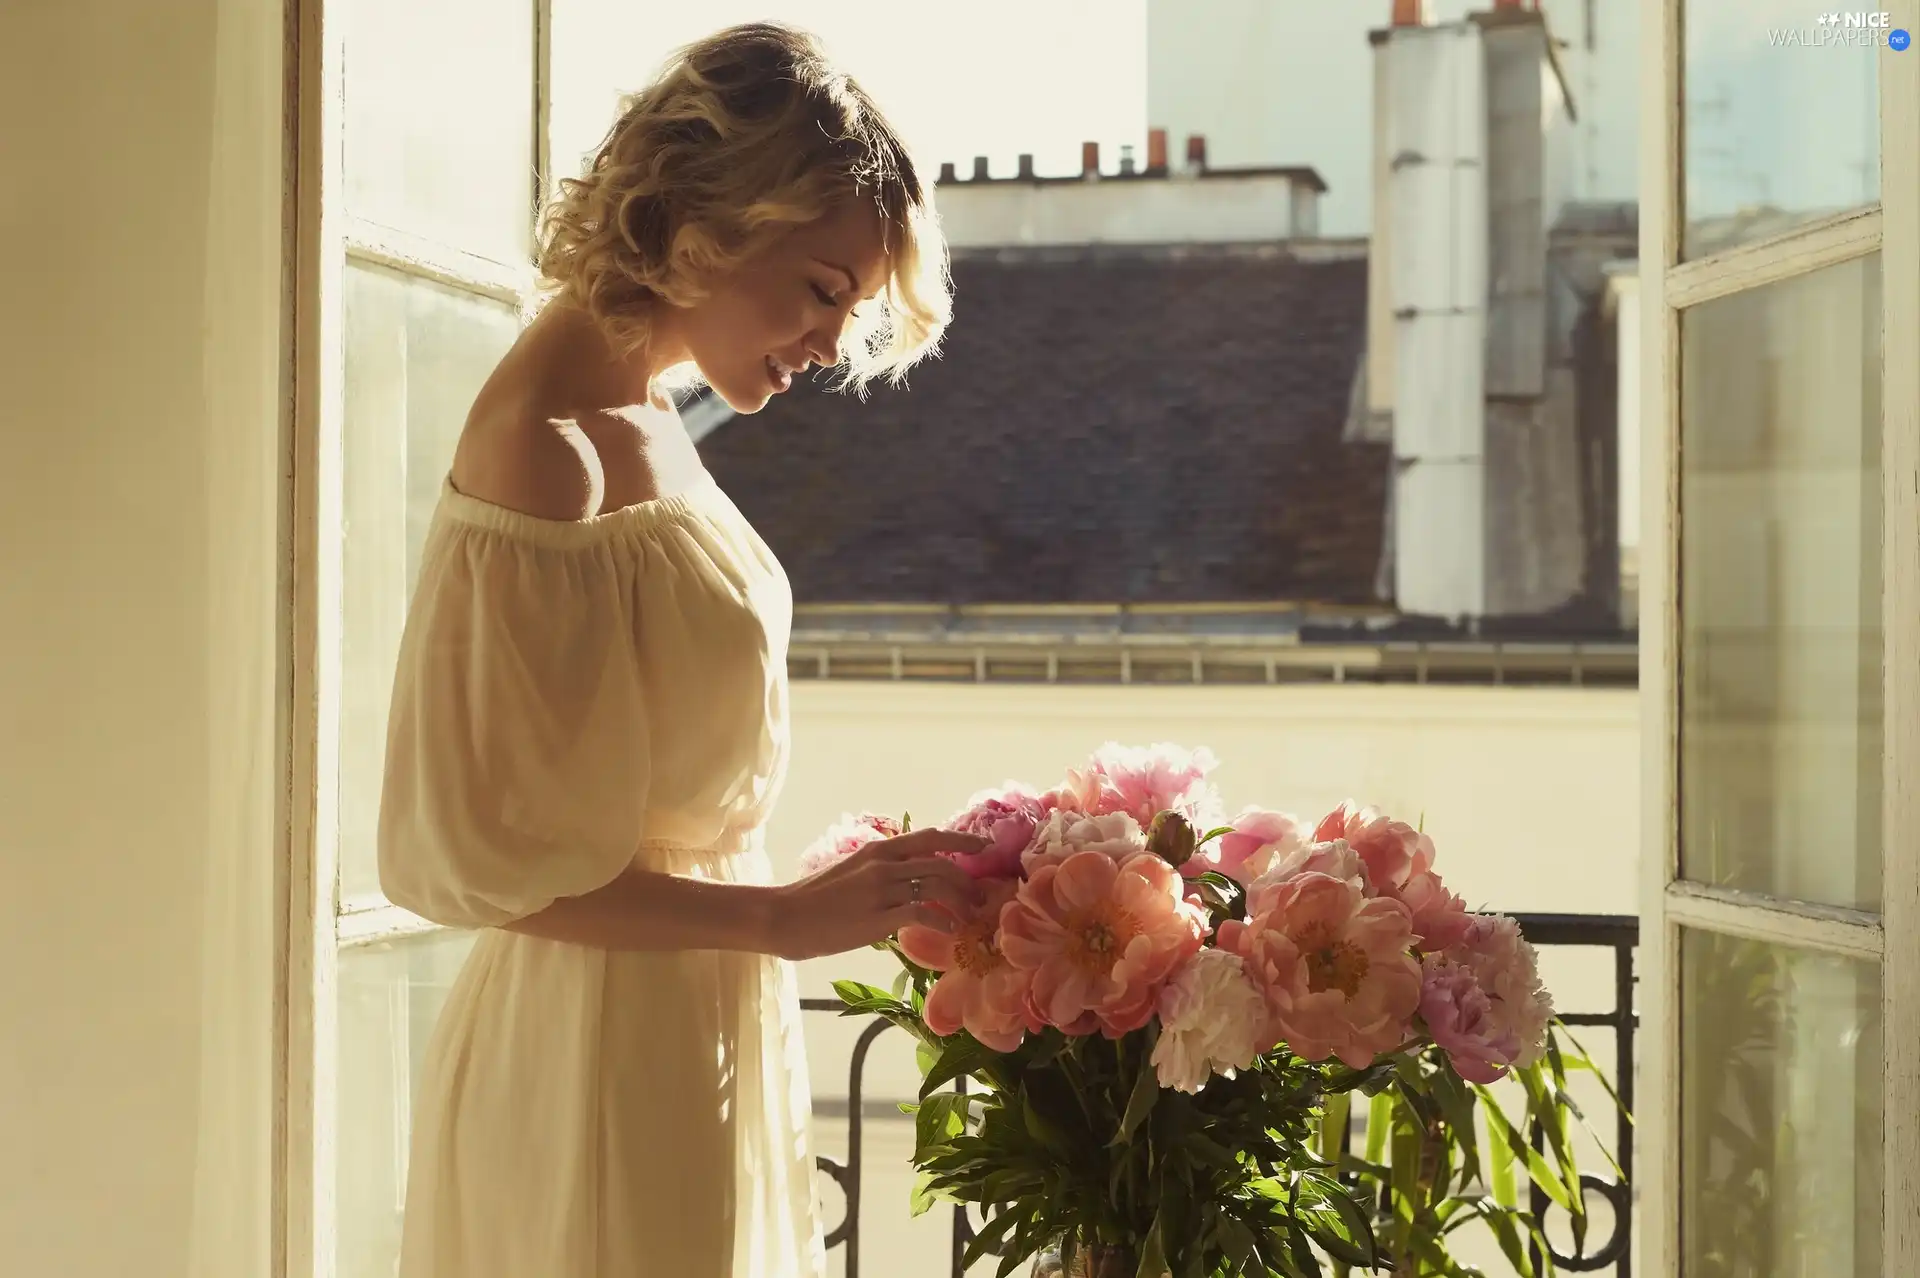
[1147,127,1169,173]
[1184,134,1207,172]
[1017,153,1035,180]
[1391,0,1430,23]
[1374,0,1574,621]
[1081,141,1100,178]
[971,155,990,181]
[937,161,957,184]
[1119,144,1136,175]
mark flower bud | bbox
[1147,810,1197,867]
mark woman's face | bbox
[667,199,891,413]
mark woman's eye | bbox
[810,283,838,308]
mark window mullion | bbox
[1878,0,1920,1269]
[343,215,531,305]
[1666,206,1882,311]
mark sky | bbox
[552,0,1147,184]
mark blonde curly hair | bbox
[537,22,951,392]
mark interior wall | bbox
[0,1,286,1275]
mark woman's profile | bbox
[375,23,987,1276]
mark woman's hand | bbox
[769,827,992,961]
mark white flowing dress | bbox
[376,472,824,1278]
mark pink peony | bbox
[796,812,902,878]
[1313,803,1472,951]
[999,850,1208,1038]
[1050,742,1225,832]
[1150,948,1268,1093]
[1217,872,1422,1069]
[1419,954,1520,1083]
[1202,806,1307,885]
[1446,914,1554,1069]
[943,783,1047,879]
[1242,838,1366,917]
[1021,809,1147,875]
[899,880,1034,1052]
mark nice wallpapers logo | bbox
[1769,12,1913,47]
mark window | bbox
[1639,0,1920,1274]
[291,2,815,1269]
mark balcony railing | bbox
[802,912,1637,1278]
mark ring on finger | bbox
[908,876,923,904]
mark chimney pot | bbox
[1119,144,1136,175]
[971,155,990,181]
[937,161,957,184]
[1017,153,1035,179]
[1147,127,1169,172]
[1391,0,1430,24]
[1081,141,1100,177]
[1185,134,1207,171]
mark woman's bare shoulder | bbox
[449,413,613,522]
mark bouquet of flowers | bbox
[805,744,1620,1278]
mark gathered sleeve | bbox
[377,520,650,929]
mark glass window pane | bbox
[343,0,536,263]
[338,931,477,1278]
[1682,0,1883,259]
[340,263,521,903]
[1680,928,1881,1275]
[1678,253,1882,909]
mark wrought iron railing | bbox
[802,912,1637,1278]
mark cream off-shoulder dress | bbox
[376,472,824,1278]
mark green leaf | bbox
[1489,1104,1518,1208]
[1112,1054,1161,1147]
[1137,1213,1170,1278]
[1217,1215,1259,1276]
[1317,1091,1351,1162]
[909,1169,943,1218]
[961,1206,1021,1269]
[1476,1087,1574,1214]
[1427,1066,1482,1190]
[832,979,904,1014]
[921,1038,992,1099]
[1364,1091,1392,1165]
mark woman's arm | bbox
[500,827,989,958]
[501,866,783,952]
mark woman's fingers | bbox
[884,903,961,935]
[890,856,983,911]
[870,828,992,861]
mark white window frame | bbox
[1636,0,1920,1274]
[280,0,555,1273]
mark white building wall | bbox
[934,171,1313,248]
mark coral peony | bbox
[1150,948,1269,1093]
[1242,838,1366,917]
[1418,954,1520,1084]
[944,783,1048,879]
[1313,803,1472,951]
[1218,872,1422,1068]
[899,880,1033,1052]
[1202,806,1307,885]
[1051,742,1225,832]
[797,812,902,878]
[999,850,1207,1038]
[1447,914,1554,1069]
[1021,809,1147,875]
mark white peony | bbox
[1022,809,1146,873]
[1150,948,1270,1094]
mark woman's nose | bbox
[806,318,845,368]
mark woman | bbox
[376,23,986,1277]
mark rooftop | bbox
[699,241,1381,608]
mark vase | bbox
[1030,1241,1143,1278]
